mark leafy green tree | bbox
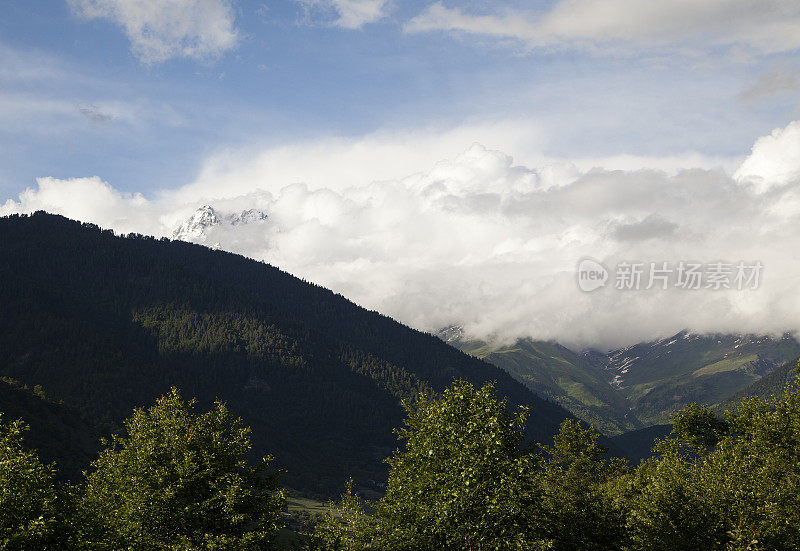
[0,415,60,550]
[624,405,730,551]
[702,374,800,550]
[310,479,375,551]
[624,445,725,551]
[625,366,800,551]
[368,381,548,551]
[313,382,636,551]
[76,388,284,550]
[535,419,628,550]
[671,403,728,451]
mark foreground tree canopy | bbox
[77,388,285,550]
[312,381,624,551]
[314,362,800,551]
[3,362,800,550]
[0,415,60,550]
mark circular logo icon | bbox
[577,258,608,292]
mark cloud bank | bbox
[406,1,800,54]
[3,121,800,350]
[69,0,239,63]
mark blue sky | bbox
[3,1,800,346]
[2,0,799,199]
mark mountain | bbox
[0,212,571,495]
[589,331,800,424]
[441,328,640,434]
[717,361,799,412]
[171,205,268,243]
[444,328,800,433]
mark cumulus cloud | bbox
[734,121,800,193]
[69,0,239,63]
[296,0,389,29]
[0,176,154,234]
[3,121,800,350]
[406,1,800,54]
[166,120,551,202]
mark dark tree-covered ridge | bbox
[0,212,571,493]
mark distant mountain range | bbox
[442,327,800,434]
[0,212,572,495]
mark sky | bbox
[2,1,800,349]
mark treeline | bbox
[5,365,800,550]
[0,212,570,493]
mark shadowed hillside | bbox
[0,377,98,480]
[0,212,572,494]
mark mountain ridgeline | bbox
[0,212,571,493]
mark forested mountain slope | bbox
[0,212,571,494]
[718,361,799,411]
[0,377,98,480]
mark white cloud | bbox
[406,4,536,43]
[0,176,155,234]
[165,120,551,202]
[734,120,800,193]
[3,121,800,350]
[297,0,389,29]
[168,120,740,204]
[406,1,800,55]
[69,0,239,63]
[0,91,169,138]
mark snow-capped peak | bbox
[172,205,220,241]
[172,205,268,243]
